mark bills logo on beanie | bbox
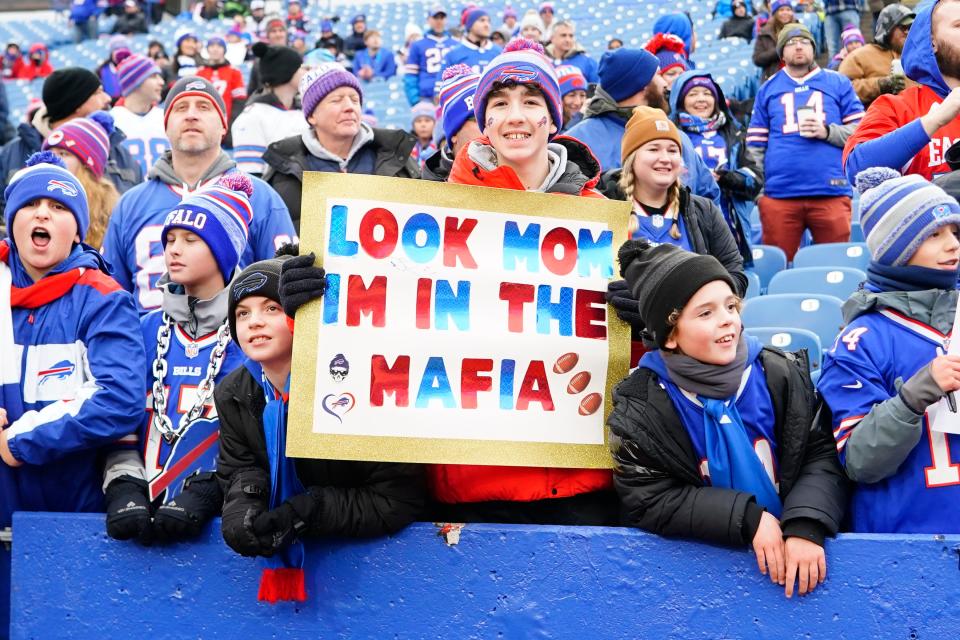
[4,151,89,242]
[555,65,586,97]
[162,173,254,285]
[856,167,960,266]
[227,256,291,342]
[474,38,562,138]
[42,111,114,179]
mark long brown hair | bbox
[75,166,118,250]
[620,148,682,240]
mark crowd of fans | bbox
[2,0,960,604]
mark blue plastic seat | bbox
[767,267,865,300]
[749,244,787,290]
[744,270,761,299]
[793,242,870,271]
[742,293,845,351]
[747,327,823,372]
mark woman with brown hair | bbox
[42,112,120,249]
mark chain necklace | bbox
[150,313,232,444]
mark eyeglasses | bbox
[785,37,812,48]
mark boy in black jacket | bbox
[215,251,425,602]
[607,240,847,598]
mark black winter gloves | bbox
[279,253,326,318]
[605,279,643,327]
[105,476,153,542]
[251,491,320,555]
[152,474,222,541]
[221,468,269,557]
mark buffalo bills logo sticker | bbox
[232,272,268,298]
[185,80,206,91]
[322,393,356,423]
[47,179,78,197]
[38,360,75,384]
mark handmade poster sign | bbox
[288,173,630,468]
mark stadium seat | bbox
[748,244,787,290]
[767,266,865,300]
[742,293,845,350]
[793,243,870,271]
[744,270,761,299]
[747,326,823,372]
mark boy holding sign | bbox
[279,38,617,525]
[819,168,960,534]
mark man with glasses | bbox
[747,23,865,260]
[845,0,960,181]
[839,4,915,107]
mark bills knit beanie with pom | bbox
[462,7,489,31]
[115,50,161,97]
[161,173,254,285]
[856,167,960,266]
[438,64,480,149]
[620,239,735,349]
[300,62,363,121]
[42,111,114,178]
[474,38,562,136]
[4,151,89,242]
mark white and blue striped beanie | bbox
[856,167,960,266]
[161,173,254,285]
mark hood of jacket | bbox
[903,0,950,98]
[449,135,601,195]
[583,86,634,122]
[148,150,236,189]
[301,122,376,169]
[841,287,958,334]
[157,273,231,339]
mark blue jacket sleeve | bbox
[844,118,929,184]
[244,179,296,266]
[6,288,147,465]
[381,52,397,79]
[404,74,420,106]
[100,198,133,292]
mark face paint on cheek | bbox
[537,116,547,128]
[486,116,494,128]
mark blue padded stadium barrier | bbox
[9,513,960,639]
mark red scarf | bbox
[0,242,84,309]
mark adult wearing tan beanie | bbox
[601,106,746,366]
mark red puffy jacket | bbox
[430,135,613,504]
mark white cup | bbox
[891,58,903,76]
[797,106,818,137]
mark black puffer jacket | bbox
[598,180,748,296]
[607,347,848,546]
[214,365,426,538]
[262,128,419,233]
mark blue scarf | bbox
[677,110,725,134]
[866,260,958,293]
[699,395,782,517]
[245,359,307,603]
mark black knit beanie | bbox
[43,67,102,123]
[252,41,303,87]
[620,240,736,349]
[228,256,292,342]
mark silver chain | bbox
[150,313,232,444]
